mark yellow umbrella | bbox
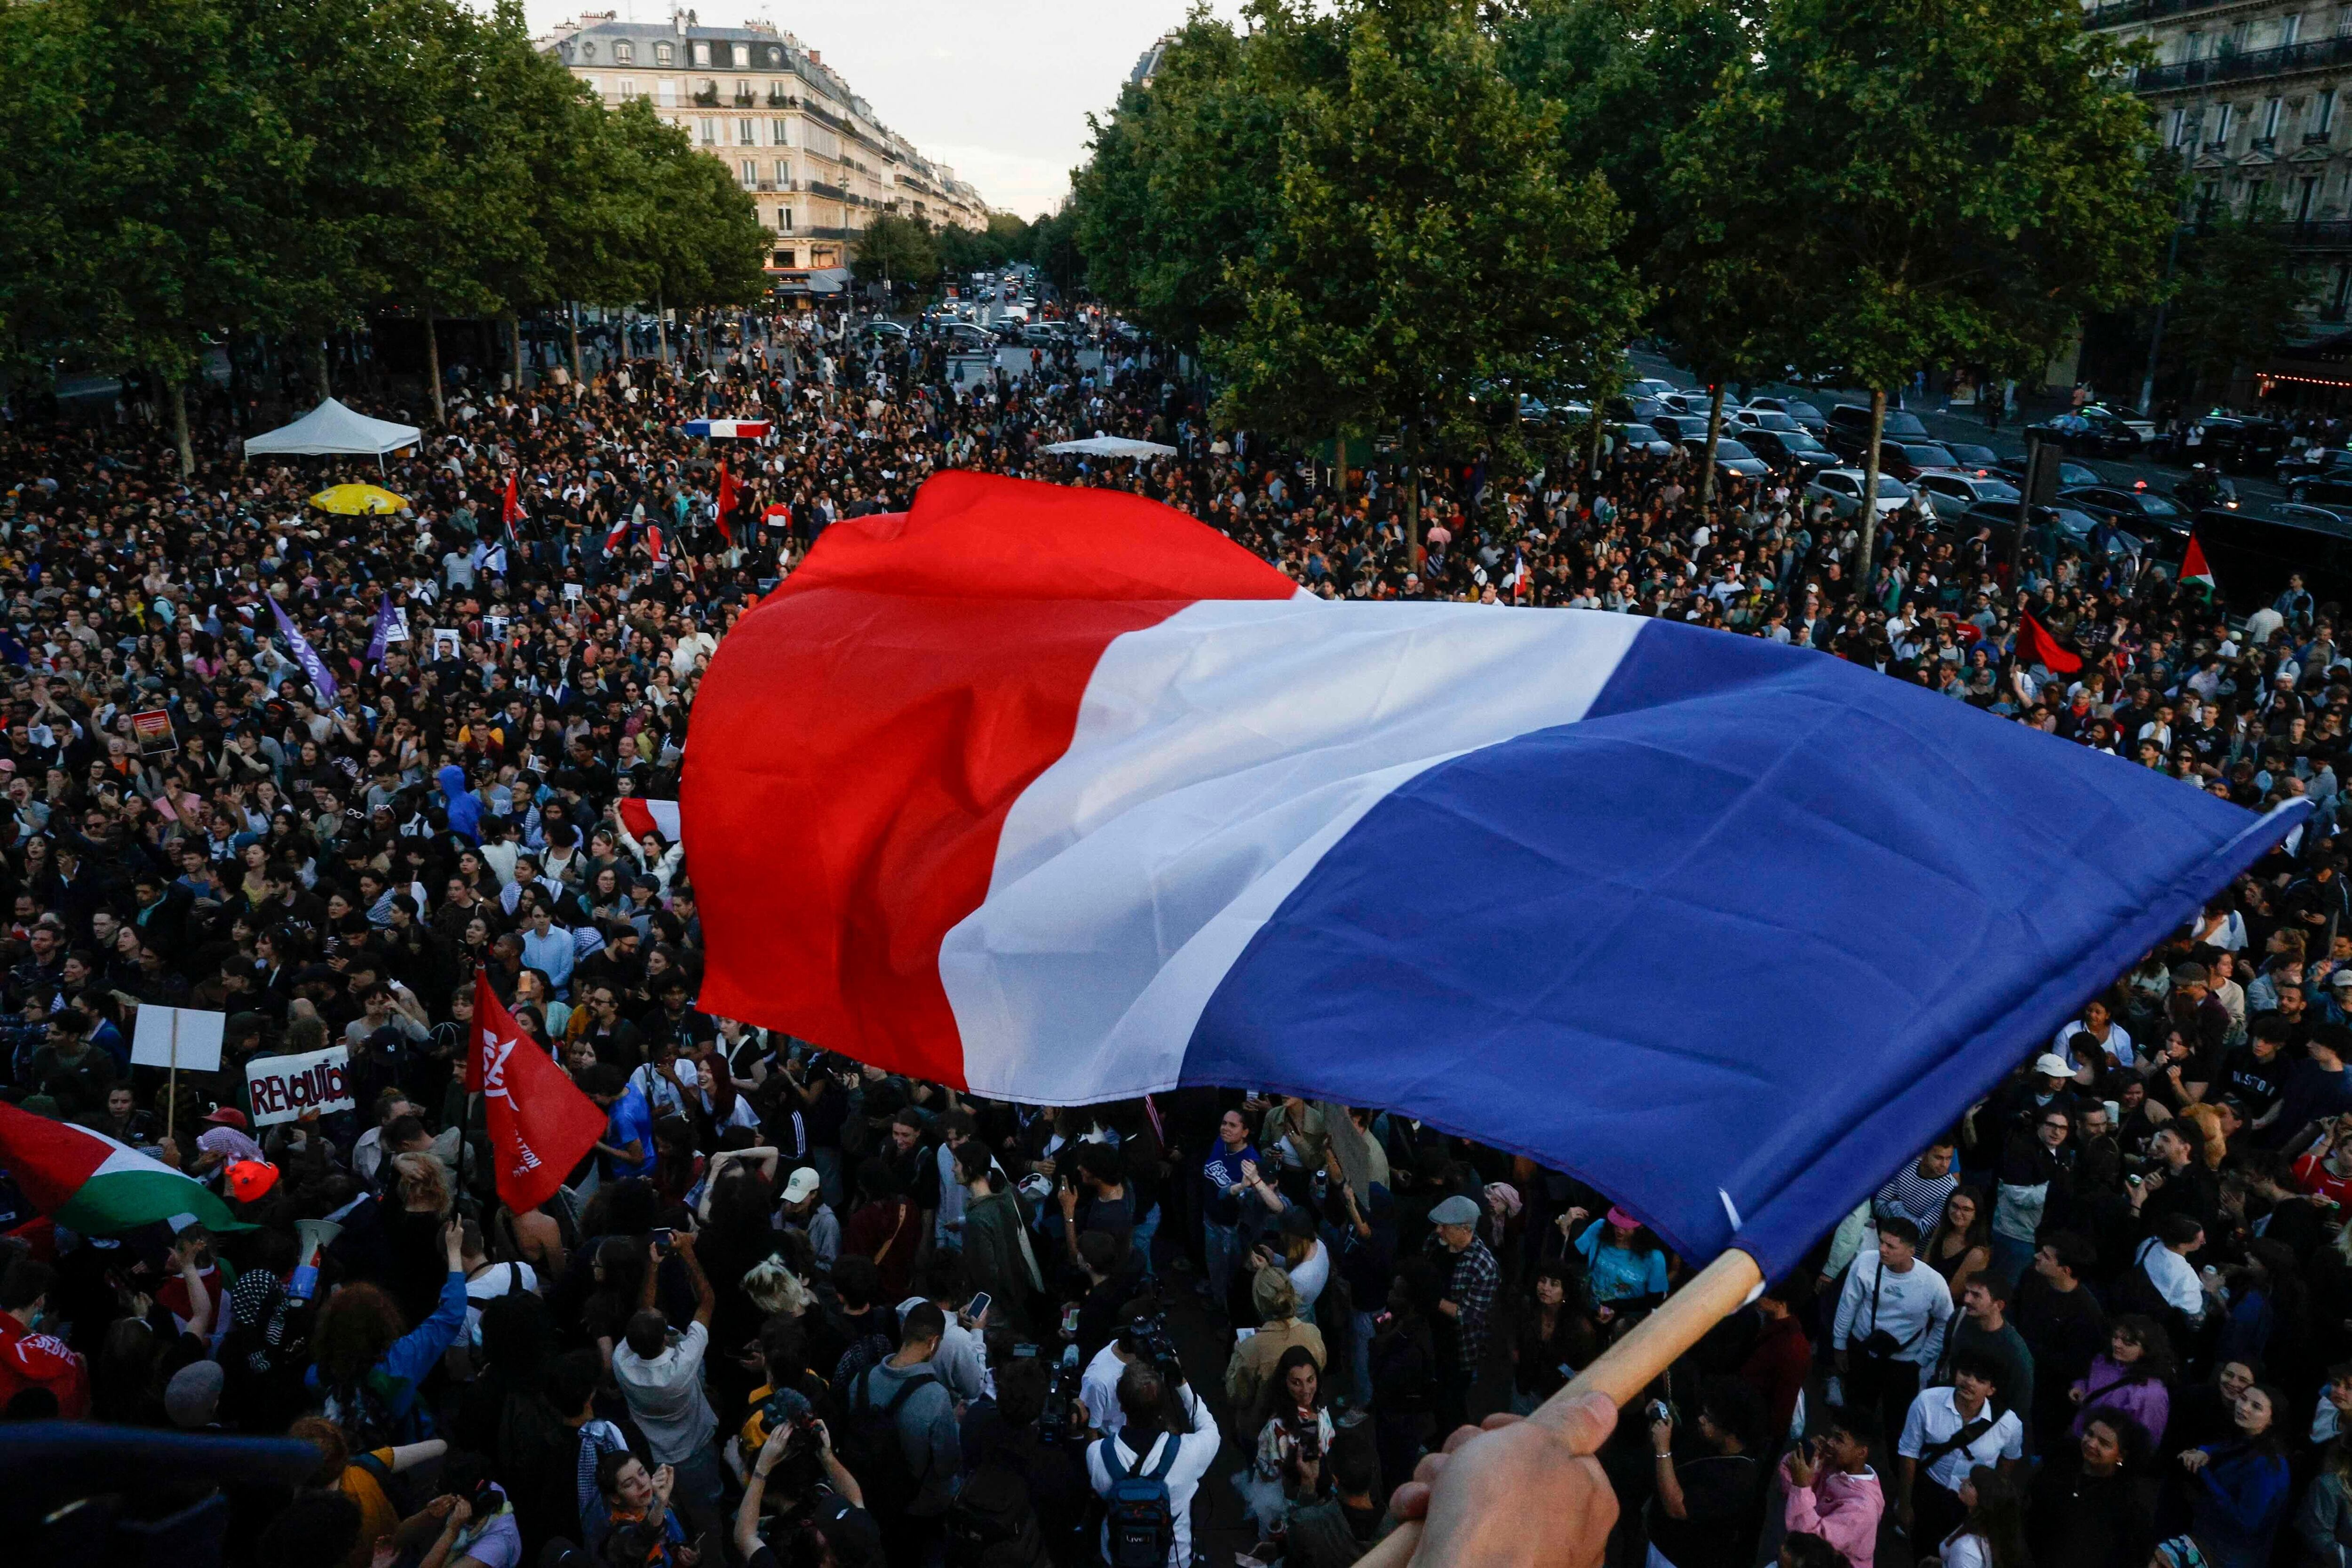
[309,483,408,515]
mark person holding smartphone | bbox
[1782,1410,1885,1568]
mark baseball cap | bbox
[164,1360,225,1429]
[779,1167,821,1204]
[226,1159,278,1203]
[2172,962,2210,987]
[203,1106,248,1130]
[2032,1052,2074,1079]
[1430,1194,1481,1226]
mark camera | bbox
[1039,1343,1082,1445]
[1297,1427,1322,1463]
[1120,1311,1184,1383]
[1645,1399,1674,1425]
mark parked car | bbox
[1613,422,1676,458]
[1627,377,1680,402]
[1743,396,1829,434]
[1880,442,1964,482]
[1685,437,1772,482]
[1940,441,2003,474]
[860,319,910,341]
[1954,501,2142,559]
[2172,415,2288,473]
[2277,446,2352,485]
[1824,404,1931,461]
[2024,407,2141,458]
[1655,390,1712,414]
[1652,413,1712,443]
[1916,470,2021,521]
[1986,455,2101,493]
[1743,427,1839,476]
[1805,467,1915,518]
[1730,407,1801,434]
[2289,476,2352,509]
[2056,484,2191,540]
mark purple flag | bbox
[269,594,339,703]
[365,593,398,665]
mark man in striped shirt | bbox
[1872,1137,1960,1237]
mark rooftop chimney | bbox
[807,49,819,64]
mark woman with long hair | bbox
[1510,1259,1599,1415]
[1924,1186,1993,1297]
[1233,1344,1334,1539]
[2069,1314,2174,1450]
[308,1220,468,1444]
[1923,1465,2031,1568]
[2029,1413,2157,1568]
[2296,1434,2352,1567]
[2162,1382,2293,1568]
[1564,1205,1670,1314]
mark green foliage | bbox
[852,213,940,287]
[0,0,769,410]
[2164,223,2313,399]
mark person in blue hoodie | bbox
[308,1218,468,1443]
[2162,1381,2293,1568]
[439,763,482,844]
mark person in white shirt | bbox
[1080,1337,1130,1436]
[1084,1361,1219,1568]
[1832,1218,1955,1454]
[1896,1350,2024,1547]
[2053,998,2134,1075]
[2136,1212,2211,1323]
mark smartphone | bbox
[652,1226,675,1247]
[1060,1301,1081,1337]
[966,1291,992,1322]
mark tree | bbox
[1666,0,2169,585]
[1204,0,1645,548]
[1070,12,1284,358]
[853,213,939,291]
[2163,222,2312,405]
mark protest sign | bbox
[130,1005,223,1073]
[245,1044,356,1126]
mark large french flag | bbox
[685,472,2301,1273]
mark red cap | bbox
[225,1160,278,1203]
[202,1107,248,1130]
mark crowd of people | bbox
[0,304,2345,1568]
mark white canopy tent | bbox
[1041,434,1177,459]
[243,399,422,471]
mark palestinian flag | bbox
[2181,532,2216,592]
[0,1101,244,1234]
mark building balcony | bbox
[733,92,755,107]
[691,88,720,106]
[806,180,849,201]
[2253,218,2352,247]
[2086,0,2259,26]
[2137,36,2352,93]
[767,90,795,107]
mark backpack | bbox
[944,1461,1045,1568]
[840,1366,936,1514]
[1097,1432,1181,1568]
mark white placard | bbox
[130,1005,225,1074]
[245,1044,356,1126]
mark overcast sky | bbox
[522,0,1247,216]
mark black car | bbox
[2289,476,2352,509]
[1987,456,2101,493]
[1742,396,1830,435]
[1651,413,1712,444]
[1824,404,1931,462]
[2023,407,2142,459]
[2055,484,2191,540]
[2174,416,2288,474]
[1953,501,2142,559]
[1743,427,1838,476]
[1684,436,1771,482]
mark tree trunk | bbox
[509,315,524,391]
[569,302,584,390]
[424,304,445,427]
[310,338,333,403]
[165,371,194,478]
[656,293,670,366]
[1403,454,1421,583]
[1332,433,1346,507]
[1857,386,1889,590]
[1698,381,1726,506]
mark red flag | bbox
[2018,610,2082,675]
[715,465,739,545]
[466,971,605,1214]
[604,509,633,553]
[647,522,669,569]
[502,471,525,527]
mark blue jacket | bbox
[310,1269,467,1440]
[2189,1441,2292,1568]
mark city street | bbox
[1626,348,2297,509]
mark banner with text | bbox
[246,1045,355,1126]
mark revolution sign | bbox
[246,1045,356,1126]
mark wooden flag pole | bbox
[1355,1245,1764,1568]
[165,1009,180,1143]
